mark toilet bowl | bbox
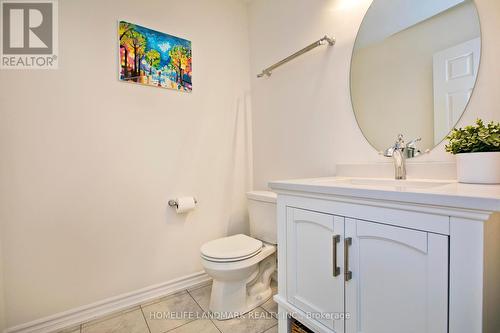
[200,191,277,319]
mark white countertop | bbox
[269,177,500,212]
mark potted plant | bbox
[446,119,500,184]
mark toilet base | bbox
[209,281,273,320]
[205,249,277,320]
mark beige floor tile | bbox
[168,320,219,333]
[262,279,278,318]
[142,291,204,333]
[212,307,277,333]
[187,285,211,312]
[140,290,187,308]
[263,325,278,333]
[261,296,278,318]
[82,308,149,333]
[75,280,279,333]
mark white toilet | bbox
[200,191,277,318]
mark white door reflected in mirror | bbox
[433,38,481,145]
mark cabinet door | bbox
[345,219,448,333]
[287,208,345,332]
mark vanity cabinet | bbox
[271,185,500,333]
[286,208,345,332]
[344,218,448,333]
[286,208,448,333]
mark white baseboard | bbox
[4,271,211,333]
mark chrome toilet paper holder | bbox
[168,198,198,208]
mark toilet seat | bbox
[201,249,262,263]
[201,234,263,262]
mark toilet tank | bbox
[246,191,277,244]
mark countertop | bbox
[269,177,500,212]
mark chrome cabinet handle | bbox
[332,235,341,277]
[345,237,353,281]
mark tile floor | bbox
[59,281,278,333]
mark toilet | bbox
[200,191,277,318]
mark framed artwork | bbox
[119,21,192,92]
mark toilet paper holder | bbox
[168,198,198,208]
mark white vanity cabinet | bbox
[271,178,500,333]
[344,218,449,333]
[285,208,448,333]
[286,208,345,332]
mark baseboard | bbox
[4,271,211,333]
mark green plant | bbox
[445,119,500,155]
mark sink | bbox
[314,178,454,189]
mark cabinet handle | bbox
[345,237,353,281]
[332,235,340,277]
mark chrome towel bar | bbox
[257,35,335,78]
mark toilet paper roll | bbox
[175,197,197,214]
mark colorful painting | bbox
[119,21,192,92]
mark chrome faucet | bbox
[383,134,421,180]
[405,137,423,159]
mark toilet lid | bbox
[201,234,263,260]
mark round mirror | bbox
[351,0,481,157]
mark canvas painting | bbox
[119,21,192,92]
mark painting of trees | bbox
[119,24,145,80]
[145,49,161,76]
[119,21,192,92]
[119,22,134,78]
[128,31,146,79]
[168,45,192,86]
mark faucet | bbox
[383,134,421,180]
[405,137,423,158]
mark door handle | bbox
[345,237,353,281]
[332,235,340,277]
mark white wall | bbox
[0,0,251,327]
[248,0,500,189]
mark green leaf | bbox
[445,119,500,154]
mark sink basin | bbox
[314,178,453,189]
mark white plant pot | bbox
[456,152,500,184]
